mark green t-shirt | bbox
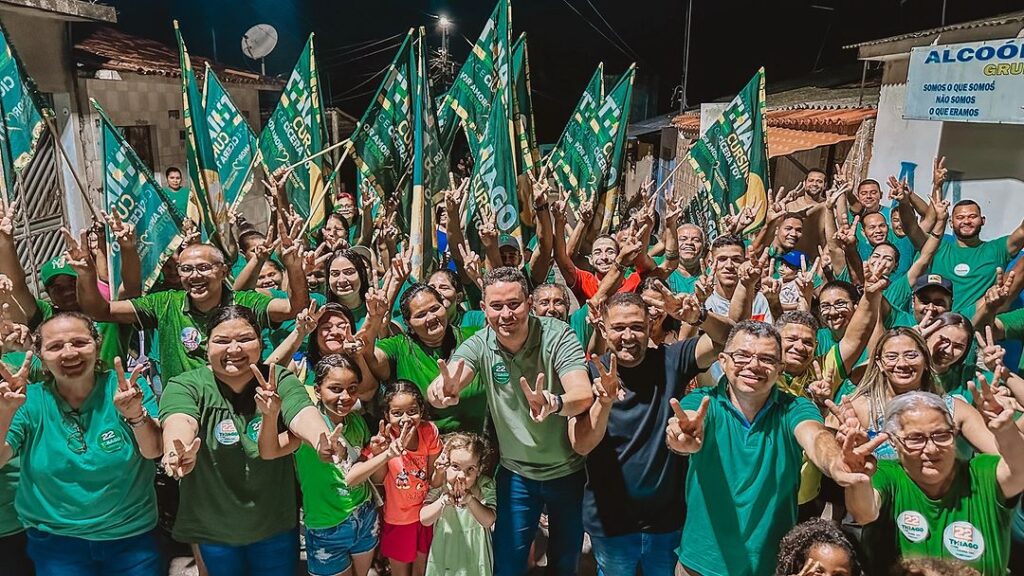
[450,315,587,481]
[568,307,593,349]
[158,364,312,545]
[931,237,1012,316]
[997,308,1024,373]
[131,288,274,382]
[885,276,914,314]
[261,291,326,361]
[0,352,44,537]
[34,299,128,371]
[425,475,497,576]
[866,455,1014,576]
[885,307,917,330]
[678,382,823,576]
[377,328,486,433]
[458,309,486,330]
[6,371,158,540]
[294,410,371,530]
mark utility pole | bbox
[679,0,692,113]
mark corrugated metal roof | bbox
[843,10,1024,49]
[74,26,283,87]
[672,106,876,136]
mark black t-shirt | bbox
[582,337,704,537]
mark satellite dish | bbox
[241,24,278,60]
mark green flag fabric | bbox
[202,64,258,210]
[467,86,519,251]
[93,99,183,298]
[687,67,769,240]
[176,22,234,258]
[436,0,511,154]
[0,18,49,200]
[546,64,604,215]
[592,65,636,233]
[511,33,540,243]
[258,34,328,230]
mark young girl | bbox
[420,432,496,576]
[359,380,441,576]
[258,353,380,576]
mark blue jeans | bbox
[495,466,585,576]
[590,530,682,576]
[305,502,379,576]
[25,528,160,576]
[198,528,298,576]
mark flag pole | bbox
[282,139,350,173]
[310,146,350,222]
[14,174,42,294]
[653,158,687,196]
[42,115,99,220]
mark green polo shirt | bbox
[568,307,593,349]
[450,315,587,481]
[931,237,1012,316]
[6,371,158,540]
[131,288,274,382]
[377,327,486,433]
[0,352,44,537]
[294,411,371,530]
[678,381,823,576]
[159,364,312,545]
[33,299,128,371]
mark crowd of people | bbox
[0,157,1022,576]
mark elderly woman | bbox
[0,311,162,576]
[845,390,1024,575]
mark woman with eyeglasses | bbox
[0,311,163,575]
[836,328,1000,461]
[845,390,1024,575]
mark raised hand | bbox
[915,309,941,340]
[251,364,281,417]
[277,215,306,263]
[0,196,16,238]
[0,351,31,417]
[368,421,390,456]
[61,227,94,272]
[975,326,1007,373]
[303,244,332,275]
[982,267,1016,313]
[806,360,835,405]
[970,372,1016,432]
[932,156,947,190]
[886,175,907,203]
[862,259,890,295]
[578,198,594,224]
[816,245,832,273]
[429,359,466,407]
[102,210,136,247]
[385,421,415,459]
[832,425,888,487]
[112,357,147,420]
[666,397,709,454]
[163,438,201,479]
[478,209,498,243]
[789,558,825,576]
[591,355,622,404]
[519,373,559,423]
[834,216,859,249]
[457,244,484,289]
[181,219,201,247]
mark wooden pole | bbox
[42,114,99,220]
[282,139,350,173]
[14,174,41,295]
[309,146,350,224]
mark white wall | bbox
[867,83,943,202]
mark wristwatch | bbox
[553,394,565,415]
[685,306,708,327]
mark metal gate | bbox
[12,128,68,295]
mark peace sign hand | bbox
[832,425,888,486]
[789,558,825,576]
[975,326,1006,373]
[519,373,559,423]
[591,355,622,404]
[429,359,465,408]
[806,360,835,406]
[386,421,415,459]
[368,421,390,456]
[61,228,94,273]
[251,364,281,418]
[163,438,201,480]
[933,156,948,189]
[970,372,1015,432]
[666,397,709,454]
[0,351,31,418]
[112,357,147,420]
[102,210,137,247]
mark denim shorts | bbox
[305,501,379,576]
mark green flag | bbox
[258,34,328,230]
[436,0,511,153]
[348,30,415,211]
[546,64,604,214]
[203,64,258,210]
[93,99,183,298]
[687,67,769,240]
[511,34,539,177]
[467,87,519,250]
[0,18,50,200]
[593,65,636,233]
[409,28,450,281]
[176,22,234,258]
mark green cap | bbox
[40,256,77,286]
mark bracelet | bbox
[614,260,628,272]
[664,251,680,260]
[534,203,549,211]
[126,408,149,428]
[685,306,708,327]
[929,230,944,239]
[553,394,564,415]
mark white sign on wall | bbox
[905,39,1024,124]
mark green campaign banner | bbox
[258,34,328,230]
[0,18,49,200]
[176,22,234,258]
[202,64,258,210]
[93,100,183,298]
[546,64,604,213]
[436,0,511,153]
[348,30,415,208]
[409,28,450,282]
[593,65,636,233]
[511,34,539,177]
[687,67,769,240]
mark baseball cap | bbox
[498,234,520,251]
[913,274,953,296]
[40,256,77,286]
[778,250,806,270]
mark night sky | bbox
[103,0,1024,143]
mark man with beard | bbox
[668,321,880,576]
[661,223,705,294]
[73,241,309,382]
[569,292,731,575]
[531,283,595,351]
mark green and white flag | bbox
[93,100,183,298]
[593,65,636,233]
[0,18,50,200]
[436,0,511,153]
[176,21,234,258]
[687,67,769,239]
[511,34,539,177]
[348,30,415,208]
[546,64,604,214]
[258,34,328,230]
[203,64,258,210]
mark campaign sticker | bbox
[214,419,240,445]
[98,429,126,453]
[245,417,262,442]
[181,327,202,352]
[943,521,984,561]
[896,510,929,542]
[953,263,971,277]
[492,362,510,385]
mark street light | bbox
[438,15,451,29]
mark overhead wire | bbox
[582,0,643,63]
[330,61,391,102]
[558,0,636,62]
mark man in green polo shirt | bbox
[73,242,309,382]
[426,266,593,576]
[668,320,880,576]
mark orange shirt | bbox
[364,421,442,525]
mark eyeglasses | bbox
[177,263,217,276]
[881,350,923,364]
[723,350,780,368]
[819,301,851,314]
[892,430,955,451]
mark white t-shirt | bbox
[704,290,774,383]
